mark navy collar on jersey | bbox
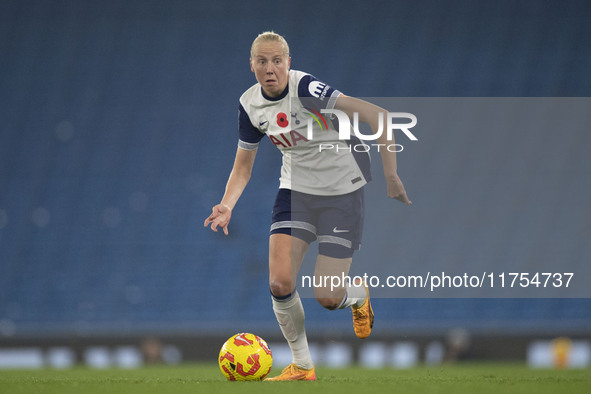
[261,84,289,101]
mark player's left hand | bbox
[386,173,412,205]
[204,203,232,235]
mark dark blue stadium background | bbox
[1,0,590,340]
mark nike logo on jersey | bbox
[259,121,268,126]
[333,227,350,233]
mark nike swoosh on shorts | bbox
[332,227,350,233]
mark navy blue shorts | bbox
[270,188,364,258]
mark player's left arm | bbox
[335,94,411,205]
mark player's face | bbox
[250,41,291,98]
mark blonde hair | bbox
[250,31,290,59]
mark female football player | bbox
[205,31,411,381]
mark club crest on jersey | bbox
[269,111,311,149]
[290,111,328,131]
[268,109,331,149]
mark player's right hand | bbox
[204,203,232,236]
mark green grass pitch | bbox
[1,363,589,394]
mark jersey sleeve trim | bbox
[327,90,342,111]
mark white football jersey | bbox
[238,70,371,196]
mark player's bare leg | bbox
[313,255,352,309]
[314,255,374,339]
[266,233,316,381]
[269,233,307,297]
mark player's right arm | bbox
[204,147,257,235]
